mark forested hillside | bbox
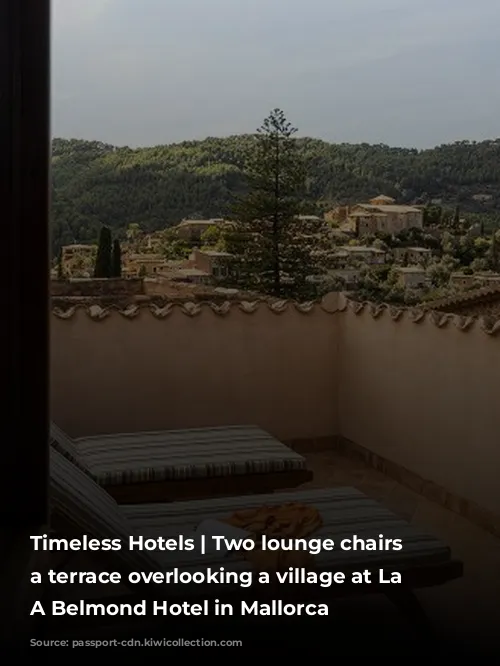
[51,135,500,251]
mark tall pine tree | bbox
[224,109,328,299]
[94,226,113,278]
[57,248,64,279]
[111,239,122,277]
[490,230,499,271]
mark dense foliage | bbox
[93,226,113,278]
[349,225,500,305]
[51,135,500,254]
[111,239,122,278]
[225,109,330,299]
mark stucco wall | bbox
[337,301,500,516]
[50,297,339,442]
[50,293,500,518]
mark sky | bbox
[52,0,500,149]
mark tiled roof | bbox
[128,253,164,261]
[370,195,395,202]
[424,286,500,312]
[340,245,385,253]
[168,268,210,277]
[63,244,97,250]
[398,267,426,273]
[178,219,221,227]
[349,211,387,217]
[405,247,431,252]
[359,204,422,213]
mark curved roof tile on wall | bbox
[50,292,500,335]
[423,285,500,313]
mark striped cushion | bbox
[50,423,91,475]
[73,426,306,485]
[50,448,156,571]
[121,487,452,597]
[50,453,452,595]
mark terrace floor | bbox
[301,449,500,654]
[42,448,498,656]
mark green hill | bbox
[51,135,500,251]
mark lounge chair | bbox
[50,423,312,503]
[48,448,463,639]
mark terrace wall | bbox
[50,294,340,443]
[50,293,500,522]
[337,299,500,519]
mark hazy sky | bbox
[52,0,500,149]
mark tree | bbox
[225,109,328,299]
[94,226,113,277]
[57,249,64,279]
[160,228,191,260]
[201,224,226,251]
[489,230,499,271]
[111,239,122,277]
[126,223,142,251]
[441,231,457,256]
[428,255,458,287]
[372,238,388,252]
[423,205,442,226]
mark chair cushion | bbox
[50,422,90,475]
[121,487,453,597]
[50,448,157,571]
[74,426,306,486]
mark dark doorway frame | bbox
[1,0,50,525]
[1,0,51,649]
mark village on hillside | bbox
[53,193,500,312]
